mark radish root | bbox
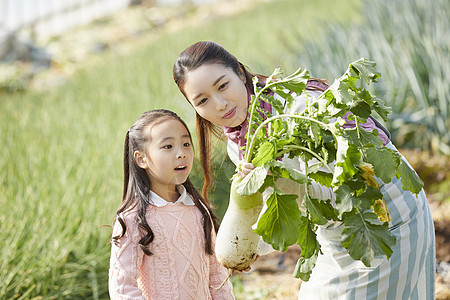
[215,268,233,291]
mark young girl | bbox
[172,41,436,299]
[108,109,234,299]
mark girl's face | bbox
[182,63,249,127]
[135,118,193,197]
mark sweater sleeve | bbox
[208,230,235,300]
[109,213,146,300]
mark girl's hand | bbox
[238,162,256,178]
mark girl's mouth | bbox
[174,165,187,172]
[223,107,236,119]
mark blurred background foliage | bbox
[0,0,447,298]
[287,0,449,155]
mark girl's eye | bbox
[198,98,207,105]
[183,142,191,147]
[163,145,172,149]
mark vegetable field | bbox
[0,0,448,299]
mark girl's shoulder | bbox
[117,207,140,224]
[112,208,140,237]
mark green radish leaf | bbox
[358,185,385,211]
[372,97,392,121]
[309,121,322,147]
[317,90,333,114]
[255,193,301,252]
[282,81,307,95]
[364,146,400,183]
[285,67,310,81]
[271,118,284,138]
[262,92,284,115]
[350,59,381,85]
[233,58,404,281]
[333,135,350,185]
[235,166,268,196]
[293,251,318,281]
[309,170,333,188]
[396,159,424,194]
[350,101,371,119]
[356,89,374,103]
[252,141,275,167]
[276,136,296,148]
[341,211,396,267]
[304,194,328,225]
[273,88,295,113]
[257,175,276,193]
[330,80,352,105]
[335,184,359,217]
[304,195,338,225]
[345,127,383,147]
[268,161,309,184]
[280,68,310,94]
[296,216,320,259]
[333,137,361,185]
[344,73,359,91]
[305,163,323,175]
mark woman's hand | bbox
[238,162,256,178]
[233,255,259,273]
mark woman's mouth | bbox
[223,107,236,119]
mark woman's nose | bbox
[215,96,227,110]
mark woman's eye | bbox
[183,142,191,147]
[218,82,228,90]
[198,98,207,105]
[163,145,172,149]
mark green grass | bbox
[0,0,360,298]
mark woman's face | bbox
[182,63,249,127]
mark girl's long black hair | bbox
[111,109,219,255]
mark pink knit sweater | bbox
[109,188,234,300]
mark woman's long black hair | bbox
[173,41,268,199]
[111,109,219,255]
[173,41,328,199]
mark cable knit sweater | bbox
[109,186,234,300]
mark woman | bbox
[173,41,435,299]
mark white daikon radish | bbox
[215,176,263,271]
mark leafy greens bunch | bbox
[235,58,424,280]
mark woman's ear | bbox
[240,73,247,84]
[134,150,148,169]
[238,67,247,84]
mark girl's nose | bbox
[177,151,186,159]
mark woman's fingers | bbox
[233,255,259,273]
[241,162,255,174]
[238,162,256,178]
